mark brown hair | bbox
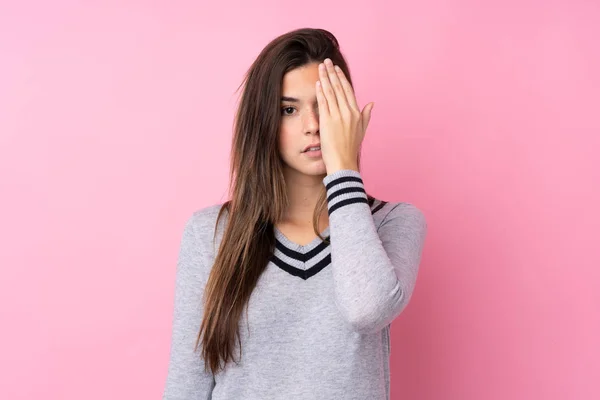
[195,27,374,375]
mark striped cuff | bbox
[322,169,368,216]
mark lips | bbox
[303,143,321,152]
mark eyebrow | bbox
[281,96,317,103]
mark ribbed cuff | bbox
[322,169,368,216]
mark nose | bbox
[303,108,319,135]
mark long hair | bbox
[195,27,374,375]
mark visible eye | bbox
[281,106,296,116]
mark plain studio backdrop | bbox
[0,1,598,399]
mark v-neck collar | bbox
[271,225,332,280]
[273,225,330,252]
[269,198,387,280]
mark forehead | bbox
[281,63,320,97]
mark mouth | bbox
[302,145,321,153]
[303,147,322,158]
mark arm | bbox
[162,212,215,400]
[323,169,427,335]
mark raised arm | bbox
[323,169,427,334]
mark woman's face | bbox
[278,62,327,177]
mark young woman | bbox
[162,28,427,400]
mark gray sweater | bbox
[162,169,427,400]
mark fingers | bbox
[317,58,372,134]
[316,79,329,117]
[334,65,360,113]
[361,102,374,134]
[323,59,350,115]
[318,61,339,117]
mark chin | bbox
[283,160,327,176]
[302,162,327,176]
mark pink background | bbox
[1,1,598,399]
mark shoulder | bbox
[387,202,426,224]
[370,198,427,233]
[181,202,230,257]
[186,202,228,230]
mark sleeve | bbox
[322,169,427,335]
[162,212,216,400]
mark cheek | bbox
[277,126,296,155]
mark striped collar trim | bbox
[270,198,388,280]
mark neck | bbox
[281,167,328,226]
